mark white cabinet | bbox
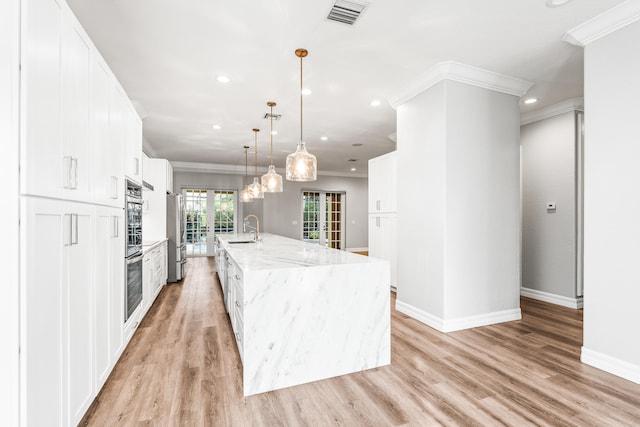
[368,151,397,213]
[94,206,124,390]
[166,161,174,194]
[92,55,124,207]
[142,250,154,313]
[142,158,169,241]
[368,151,398,290]
[369,213,397,289]
[20,0,64,200]
[21,197,94,427]
[142,241,168,314]
[124,105,143,185]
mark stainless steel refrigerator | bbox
[167,194,186,282]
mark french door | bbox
[185,189,236,256]
[302,191,345,249]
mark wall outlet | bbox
[546,202,556,211]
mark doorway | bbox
[185,189,236,257]
[302,191,345,249]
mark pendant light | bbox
[240,145,253,203]
[248,128,264,199]
[286,48,317,181]
[261,101,283,192]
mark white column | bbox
[390,62,531,332]
[565,2,640,384]
[0,0,21,424]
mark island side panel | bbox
[242,261,390,396]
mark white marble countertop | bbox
[216,233,380,272]
[141,238,168,254]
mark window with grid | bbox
[326,192,342,250]
[302,192,321,242]
[213,191,234,233]
[185,189,207,256]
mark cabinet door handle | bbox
[376,217,380,227]
[112,216,119,238]
[70,157,78,189]
[64,214,73,246]
[134,157,140,175]
[110,176,118,199]
[235,300,240,308]
[63,156,72,189]
[71,214,79,245]
[376,200,381,211]
[235,332,241,342]
[235,274,240,280]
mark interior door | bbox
[302,191,345,249]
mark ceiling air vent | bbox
[327,0,368,26]
[263,113,282,120]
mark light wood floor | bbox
[81,257,640,426]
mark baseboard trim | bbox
[395,300,521,333]
[520,287,583,309]
[581,347,640,385]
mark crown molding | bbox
[520,97,584,125]
[170,161,367,179]
[563,1,640,47]
[388,61,533,109]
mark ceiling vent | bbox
[263,113,282,120]
[327,0,368,26]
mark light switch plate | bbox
[546,202,556,210]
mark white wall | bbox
[396,79,522,330]
[444,81,521,319]
[0,0,20,424]
[396,82,446,318]
[521,112,578,300]
[173,171,369,250]
[581,20,640,383]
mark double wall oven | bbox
[125,180,143,322]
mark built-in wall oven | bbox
[125,180,143,322]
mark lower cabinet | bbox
[21,197,124,427]
[142,240,168,313]
[368,213,397,289]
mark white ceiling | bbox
[66,0,624,176]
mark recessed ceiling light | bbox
[212,124,221,130]
[370,100,381,107]
[216,75,230,83]
[350,167,357,172]
[301,88,312,96]
[321,136,328,141]
[524,98,538,104]
[546,0,571,7]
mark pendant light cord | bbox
[244,146,249,186]
[299,53,303,142]
[270,105,273,163]
[253,129,259,176]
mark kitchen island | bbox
[215,233,390,396]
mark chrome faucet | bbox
[244,215,260,241]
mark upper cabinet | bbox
[124,105,143,185]
[92,55,124,207]
[20,0,141,203]
[368,151,397,213]
[166,161,174,194]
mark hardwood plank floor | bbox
[81,257,640,426]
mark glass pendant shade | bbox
[262,164,283,192]
[286,141,317,181]
[248,176,264,199]
[262,101,283,192]
[241,145,252,203]
[287,48,317,182]
[240,185,253,203]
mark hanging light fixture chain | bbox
[300,52,303,142]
